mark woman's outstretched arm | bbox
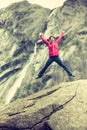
[56,32,65,44]
[39,33,49,45]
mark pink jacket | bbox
[40,33,64,57]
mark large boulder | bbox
[0,80,87,130]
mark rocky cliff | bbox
[0,80,87,130]
[0,0,50,104]
[0,0,87,104]
[45,0,87,79]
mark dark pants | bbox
[38,56,72,77]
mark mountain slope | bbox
[45,0,87,79]
[0,1,50,103]
[0,0,87,104]
[0,0,50,68]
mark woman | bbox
[36,32,75,79]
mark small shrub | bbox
[5,57,12,63]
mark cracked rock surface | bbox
[0,80,87,130]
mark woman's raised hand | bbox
[39,32,43,36]
[61,31,65,36]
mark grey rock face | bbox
[0,80,87,130]
[0,1,50,103]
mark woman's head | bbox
[49,36,56,42]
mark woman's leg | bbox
[37,57,53,78]
[54,56,72,76]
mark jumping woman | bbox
[36,32,75,79]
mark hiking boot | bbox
[72,74,75,77]
[69,74,75,77]
[36,75,43,79]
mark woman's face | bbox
[50,36,55,42]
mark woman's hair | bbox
[49,36,56,41]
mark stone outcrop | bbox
[0,80,87,130]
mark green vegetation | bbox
[0,99,6,107]
[5,56,13,63]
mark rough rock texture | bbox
[0,80,87,130]
[0,1,50,103]
[0,0,50,68]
